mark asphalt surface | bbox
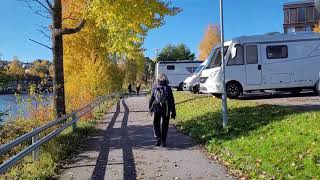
[239,91,320,112]
[58,94,234,180]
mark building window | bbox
[284,9,290,24]
[266,45,288,59]
[315,8,320,22]
[246,45,258,64]
[298,8,306,22]
[167,65,175,70]
[306,7,314,22]
[290,8,297,23]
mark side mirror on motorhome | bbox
[231,44,239,59]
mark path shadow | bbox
[121,100,137,180]
[175,96,208,105]
[90,99,137,180]
[91,101,121,179]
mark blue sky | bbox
[0,0,297,62]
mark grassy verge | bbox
[173,92,320,179]
[1,98,118,180]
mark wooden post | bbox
[32,128,40,161]
[72,114,77,133]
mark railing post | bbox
[72,114,77,133]
[32,128,40,161]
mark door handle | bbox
[258,65,262,70]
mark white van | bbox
[183,59,209,93]
[200,32,320,98]
[155,61,202,90]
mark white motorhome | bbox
[199,32,320,98]
[183,48,229,93]
[155,61,202,90]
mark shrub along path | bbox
[58,94,234,180]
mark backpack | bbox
[152,85,169,113]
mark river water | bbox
[0,94,52,123]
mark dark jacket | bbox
[149,80,176,116]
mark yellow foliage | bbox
[6,60,25,79]
[61,0,178,111]
[198,25,221,61]
[313,25,320,32]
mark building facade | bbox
[284,0,319,33]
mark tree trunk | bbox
[52,0,66,117]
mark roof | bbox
[157,61,202,64]
[284,0,314,6]
[232,32,320,44]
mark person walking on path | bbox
[128,84,132,95]
[149,74,176,147]
[136,82,141,95]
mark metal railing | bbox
[0,93,119,174]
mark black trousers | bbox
[153,112,170,142]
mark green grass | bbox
[173,92,320,179]
[1,98,118,180]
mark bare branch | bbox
[37,27,51,40]
[29,39,52,50]
[21,1,51,19]
[45,0,53,10]
[54,19,86,36]
[33,0,52,14]
[63,12,80,21]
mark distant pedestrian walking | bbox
[136,82,141,95]
[149,74,176,147]
[128,84,132,95]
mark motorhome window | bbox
[192,67,198,73]
[227,45,244,66]
[208,46,228,68]
[167,65,175,70]
[266,45,288,59]
[186,67,193,73]
[246,45,258,64]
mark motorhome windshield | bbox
[208,46,228,69]
[194,65,205,74]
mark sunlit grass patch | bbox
[173,92,320,179]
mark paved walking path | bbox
[59,94,234,180]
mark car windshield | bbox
[208,46,228,69]
[193,65,205,74]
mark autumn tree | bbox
[157,44,195,62]
[198,25,221,61]
[61,0,179,110]
[28,60,50,78]
[22,0,86,117]
[6,59,25,80]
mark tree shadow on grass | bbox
[176,104,305,143]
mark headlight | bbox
[200,77,208,83]
[209,71,218,78]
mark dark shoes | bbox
[161,141,167,147]
[156,139,161,146]
[155,139,166,147]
